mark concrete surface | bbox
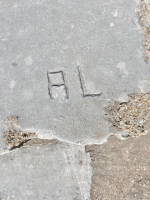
[1,0,150,200]
[0,140,92,200]
[86,134,150,200]
[1,0,150,145]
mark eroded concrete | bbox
[106,92,150,137]
[137,0,150,62]
[2,116,36,147]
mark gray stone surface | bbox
[1,0,150,144]
[0,140,92,200]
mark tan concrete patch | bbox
[86,134,150,200]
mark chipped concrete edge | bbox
[0,116,93,200]
[2,89,150,154]
[1,90,150,200]
[106,92,150,138]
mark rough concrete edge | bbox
[137,0,150,62]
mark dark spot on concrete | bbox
[79,160,83,165]
[12,62,18,66]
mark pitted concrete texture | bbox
[137,0,150,62]
[106,92,150,137]
[86,134,150,200]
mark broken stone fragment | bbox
[0,140,92,200]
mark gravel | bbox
[106,92,150,137]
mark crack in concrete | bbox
[2,92,150,153]
[2,116,36,147]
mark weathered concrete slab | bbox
[0,140,92,200]
[1,0,150,145]
[86,134,150,200]
[1,1,150,200]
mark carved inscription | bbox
[78,66,102,97]
[47,71,69,99]
[47,67,102,99]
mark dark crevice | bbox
[9,139,31,151]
